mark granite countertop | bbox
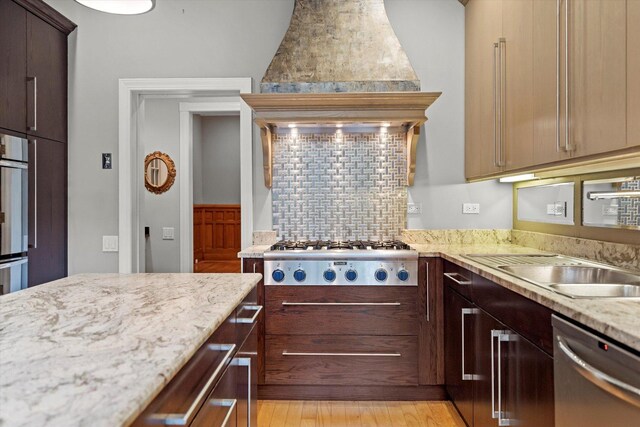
[0,273,262,427]
[409,243,640,352]
[238,244,272,258]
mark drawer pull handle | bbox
[207,399,237,427]
[282,302,401,307]
[147,343,236,425]
[444,272,472,286]
[282,351,401,357]
[235,305,263,324]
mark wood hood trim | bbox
[240,92,441,188]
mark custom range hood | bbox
[241,0,441,188]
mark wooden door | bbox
[532,0,572,165]
[503,334,555,427]
[473,309,504,427]
[465,0,504,179]
[0,0,27,134]
[629,0,640,148]
[28,137,67,286]
[502,0,534,170]
[444,286,475,427]
[568,0,626,157]
[195,205,241,261]
[26,12,67,143]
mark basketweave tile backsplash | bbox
[618,179,640,227]
[272,131,407,241]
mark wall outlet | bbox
[102,235,119,252]
[407,203,422,214]
[462,203,480,214]
[162,227,175,240]
[546,204,556,215]
[602,205,619,216]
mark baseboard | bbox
[258,384,447,401]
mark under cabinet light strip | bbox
[587,190,640,200]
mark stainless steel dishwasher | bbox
[552,315,640,427]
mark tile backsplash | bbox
[272,131,407,240]
[618,179,640,227]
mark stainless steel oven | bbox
[0,133,29,294]
[552,315,640,427]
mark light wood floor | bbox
[193,260,241,273]
[257,400,465,427]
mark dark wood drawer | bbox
[265,286,418,336]
[265,335,418,386]
[235,286,260,350]
[442,262,474,300]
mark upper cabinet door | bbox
[27,12,67,143]
[629,0,640,148]
[567,0,627,157]
[0,0,27,134]
[502,0,534,170]
[465,0,504,179]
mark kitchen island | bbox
[0,273,262,427]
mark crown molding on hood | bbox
[241,91,441,188]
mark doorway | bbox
[192,114,242,273]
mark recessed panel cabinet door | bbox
[629,0,640,148]
[0,0,27,134]
[568,0,626,157]
[27,12,67,143]
[465,0,503,179]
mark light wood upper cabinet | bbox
[465,0,503,179]
[568,0,627,157]
[629,0,640,148]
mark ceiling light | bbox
[498,173,536,183]
[381,122,391,128]
[74,0,155,15]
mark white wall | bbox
[199,115,241,204]
[47,0,512,273]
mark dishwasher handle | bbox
[556,335,640,408]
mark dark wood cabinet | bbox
[241,258,265,385]
[443,261,555,427]
[0,0,27,134]
[418,257,444,385]
[28,137,67,286]
[26,10,68,143]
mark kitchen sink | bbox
[464,254,640,299]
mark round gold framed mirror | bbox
[144,151,176,194]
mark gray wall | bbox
[199,116,241,204]
[46,0,512,274]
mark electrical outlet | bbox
[162,227,175,240]
[462,203,480,214]
[407,203,422,214]
[102,236,119,252]
[546,204,556,215]
[602,205,619,216]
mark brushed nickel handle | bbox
[27,76,37,131]
[493,42,500,167]
[235,305,262,324]
[444,272,472,286]
[556,0,561,152]
[491,329,500,419]
[28,140,37,249]
[147,343,236,425]
[282,351,401,357]
[498,38,506,167]
[492,330,517,426]
[461,308,478,381]
[426,262,430,322]
[564,0,572,152]
[556,335,640,407]
[281,302,401,307]
[207,399,237,427]
[232,357,253,427]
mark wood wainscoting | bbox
[194,204,241,263]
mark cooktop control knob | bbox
[293,269,306,282]
[345,269,358,282]
[375,269,388,282]
[323,269,337,282]
[397,269,410,282]
[272,269,285,283]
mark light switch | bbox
[102,236,118,252]
[407,203,422,214]
[462,203,480,214]
[162,227,175,240]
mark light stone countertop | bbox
[0,273,262,427]
[238,245,272,258]
[409,243,640,352]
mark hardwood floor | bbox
[257,400,465,427]
[193,260,241,273]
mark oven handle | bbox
[282,302,401,307]
[556,335,640,408]
[0,160,28,169]
[283,351,401,357]
[0,257,29,270]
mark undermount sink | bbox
[548,283,640,298]
[498,265,640,286]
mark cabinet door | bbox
[419,258,444,385]
[465,0,503,179]
[28,137,67,286]
[242,258,265,385]
[0,0,27,134]
[629,0,640,148]
[26,12,67,143]
[502,334,555,427]
[191,364,238,427]
[473,309,505,427]
[444,286,476,426]
[568,0,626,157]
[502,0,534,170]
